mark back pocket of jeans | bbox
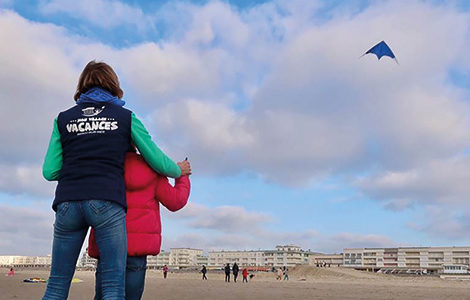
[89,200,111,214]
[57,202,70,217]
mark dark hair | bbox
[74,60,123,101]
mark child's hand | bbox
[177,159,191,176]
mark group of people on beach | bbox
[223,263,250,283]
[276,267,289,281]
[41,61,191,300]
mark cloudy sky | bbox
[2,0,470,255]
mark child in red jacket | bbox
[88,152,190,300]
[242,268,248,283]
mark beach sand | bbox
[2,266,470,299]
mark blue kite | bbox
[362,41,398,64]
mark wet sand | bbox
[2,266,470,299]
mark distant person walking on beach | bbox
[276,268,283,280]
[283,267,289,281]
[233,262,239,282]
[163,265,169,279]
[242,268,248,283]
[7,268,14,276]
[225,263,231,282]
[201,265,208,280]
[89,151,190,299]
[42,61,186,300]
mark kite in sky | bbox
[362,41,398,64]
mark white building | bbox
[147,250,171,268]
[148,248,206,268]
[309,253,343,266]
[343,247,470,272]
[78,249,97,268]
[264,245,310,267]
[209,250,265,268]
[0,255,52,268]
[208,245,311,268]
[196,255,208,267]
[169,248,203,267]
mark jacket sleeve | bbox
[42,118,63,181]
[87,229,100,258]
[131,113,181,178]
[155,175,190,212]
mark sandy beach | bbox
[3,266,470,300]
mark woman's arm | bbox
[42,118,63,181]
[131,113,182,178]
[155,175,190,212]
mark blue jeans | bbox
[42,200,127,300]
[95,256,147,300]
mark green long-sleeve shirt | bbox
[43,113,181,181]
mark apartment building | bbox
[77,248,205,269]
[147,250,170,268]
[78,249,98,268]
[0,255,52,268]
[343,247,470,271]
[264,245,310,267]
[309,253,343,266]
[209,250,265,267]
[196,254,208,266]
[169,248,203,267]
[208,245,311,268]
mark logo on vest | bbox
[66,117,119,135]
[82,106,105,117]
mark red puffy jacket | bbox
[88,152,190,257]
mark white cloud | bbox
[1,1,470,252]
[0,204,54,255]
[165,203,271,233]
[407,205,470,240]
[162,202,395,253]
[0,164,55,198]
[356,155,470,207]
[140,0,470,185]
[39,0,152,31]
[161,227,395,253]
[0,10,77,165]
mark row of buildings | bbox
[343,247,470,272]
[0,255,52,268]
[77,245,344,269]
[207,245,342,268]
[4,246,470,273]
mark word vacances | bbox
[66,117,118,134]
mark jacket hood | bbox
[77,87,126,106]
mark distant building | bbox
[170,248,203,267]
[264,245,310,267]
[78,248,97,268]
[196,254,208,266]
[147,248,205,269]
[0,255,52,268]
[209,250,265,267]
[147,250,170,268]
[343,247,470,272]
[309,253,343,266]
[208,245,314,268]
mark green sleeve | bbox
[131,113,181,178]
[43,118,63,181]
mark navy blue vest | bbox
[53,103,132,210]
